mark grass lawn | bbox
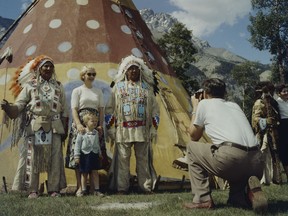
[1,183,288,216]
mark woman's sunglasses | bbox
[87,73,96,77]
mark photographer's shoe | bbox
[183,199,215,209]
[247,176,268,214]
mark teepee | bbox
[0,0,197,189]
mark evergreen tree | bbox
[157,22,199,94]
[248,0,288,83]
[231,61,261,119]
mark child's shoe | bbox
[94,190,104,197]
[50,191,61,197]
[76,190,87,197]
[28,192,39,199]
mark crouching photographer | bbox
[183,78,267,214]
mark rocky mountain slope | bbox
[0,16,14,32]
[0,16,14,48]
[139,9,271,92]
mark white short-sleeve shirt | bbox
[71,85,104,110]
[277,97,288,119]
[194,98,258,146]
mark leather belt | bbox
[122,120,145,128]
[219,142,259,151]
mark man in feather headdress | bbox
[106,55,160,194]
[0,55,68,198]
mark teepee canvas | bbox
[0,0,196,189]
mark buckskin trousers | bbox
[13,134,66,193]
[117,142,152,192]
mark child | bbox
[74,113,104,197]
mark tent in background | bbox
[0,0,200,190]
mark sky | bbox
[0,0,272,65]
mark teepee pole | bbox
[0,47,13,145]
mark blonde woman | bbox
[66,66,104,196]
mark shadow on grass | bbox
[215,200,288,215]
[267,200,288,215]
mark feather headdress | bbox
[9,55,54,97]
[111,55,159,95]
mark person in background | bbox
[251,81,282,185]
[74,113,103,197]
[106,55,160,194]
[65,66,106,196]
[1,55,68,198]
[183,78,267,214]
[276,84,288,182]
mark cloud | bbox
[169,0,251,37]
[239,32,246,38]
[21,0,33,11]
[225,42,234,50]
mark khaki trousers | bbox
[187,141,264,203]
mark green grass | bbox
[1,184,288,216]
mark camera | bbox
[195,88,204,99]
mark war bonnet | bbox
[112,55,159,94]
[9,55,54,97]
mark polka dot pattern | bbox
[49,19,62,29]
[0,74,11,85]
[121,25,132,34]
[111,4,121,13]
[1,0,174,78]
[162,57,168,65]
[76,0,88,6]
[23,24,32,34]
[44,0,55,8]
[67,68,80,80]
[86,20,100,29]
[96,44,110,53]
[131,48,143,58]
[108,68,118,79]
[58,42,72,53]
[160,76,168,85]
[26,45,37,56]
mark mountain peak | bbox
[139,9,178,34]
[139,9,211,51]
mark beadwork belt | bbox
[122,120,145,128]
